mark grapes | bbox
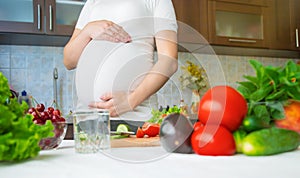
[27,102,66,150]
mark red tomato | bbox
[142,123,160,137]
[275,100,300,133]
[136,127,145,138]
[193,121,204,132]
[198,85,247,132]
[191,125,236,156]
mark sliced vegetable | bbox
[142,123,160,137]
[116,124,130,133]
[136,127,145,138]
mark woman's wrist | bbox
[82,24,94,41]
[128,90,143,110]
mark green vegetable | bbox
[237,59,300,127]
[242,127,300,156]
[242,115,270,132]
[233,129,247,153]
[116,124,130,132]
[147,105,182,124]
[0,72,54,162]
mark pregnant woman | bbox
[63,0,178,121]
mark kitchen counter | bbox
[1,140,299,178]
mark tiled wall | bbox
[0,45,299,118]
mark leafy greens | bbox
[237,60,300,123]
[0,72,54,162]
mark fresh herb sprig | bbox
[237,60,300,123]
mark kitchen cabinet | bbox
[207,0,272,48]
[270,0,300,51]
[172,0,208,44]
[0,0,84,45]
[44,0,85,35]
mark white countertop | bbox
[1,140,300,178]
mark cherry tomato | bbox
[198,85,247,132]
[191,125,236,156]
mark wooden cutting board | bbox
[111,136,160,148]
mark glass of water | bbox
[73,109,110,153]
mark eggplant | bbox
[159,113,194,154]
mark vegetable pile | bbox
[0,72,54,161]
[191,85,247,156]
[159,60,300,156]
[233,59,300,156]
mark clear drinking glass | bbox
[73,109,110,153]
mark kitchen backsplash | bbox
[0,45,299,119]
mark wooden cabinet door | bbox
[213,0,269,6]
[208,0,270,48]
[270,0,300,51]
[172,0,209,44]
[291,0,300,51]
[270,0,294,50]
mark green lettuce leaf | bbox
[0,72,54,162]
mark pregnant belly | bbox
[76,39,154,106]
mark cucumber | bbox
[242,127,300,156]
[242,115,270,132]
[233,129,247,153]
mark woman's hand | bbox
[88,91,135,117]
[85,20,131,43]
[64,20,131,69]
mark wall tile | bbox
[0,45,10,54]
[10,69,26,93]
[11,54,26,69]
[0,54,10,68]
[1,44,299,118]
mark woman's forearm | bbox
[130,56,178,108]
[130,30,178,108]
[63,29,92,70]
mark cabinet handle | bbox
[49,5,53,31]
[37,4,41,30]
[296,28,299,48]
[228,39,257,43]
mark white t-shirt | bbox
[75,0,177,121]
